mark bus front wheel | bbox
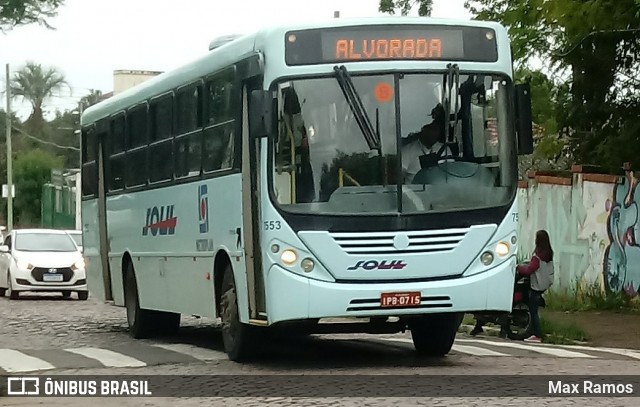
[124,262,180,338]
[220,265,255,362]
[409,313,463,356]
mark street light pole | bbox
[5,64,13,233]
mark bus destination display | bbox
[285,25,498,65]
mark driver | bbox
[401,105,452,183]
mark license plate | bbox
[43,274,63,282]
[380,292,421,308]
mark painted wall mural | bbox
[518,171,639,297]
[604,173,640,297]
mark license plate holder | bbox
[380,292,421,308]
[43,274,64,282]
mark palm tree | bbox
[78,89,105,111]
[10,62,69,127]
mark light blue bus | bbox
[81,17,533,361]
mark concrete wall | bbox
[518,169,640,297]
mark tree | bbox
[0,0,65,32]
[78,89,104,111]
[464,0,640,169]
[10,61,68,128]
[379,0,433,16]
[13,148,62,226]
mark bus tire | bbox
[124,262,156,339]
[220,264,254,362]
[409,313,463,357]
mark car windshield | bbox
[69,233,82,246]
[271,72,517,215]
[15,233,78,252]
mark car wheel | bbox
[7,272,19,300]
[62,291,72,299]
[77,291,89,301]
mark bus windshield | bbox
[271,72,517,215]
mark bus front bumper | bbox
[265,257,516,325]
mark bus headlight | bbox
[280,249,298,266]
[301,258,315,273]
[495,242,510,257]
[480,251,494,266]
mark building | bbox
[113,70,163,95]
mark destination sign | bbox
[284,25,498,65]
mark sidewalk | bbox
[459,310,640,349]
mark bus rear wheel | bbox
[409,313,464,356]
[220,264,255,362]
[124,262,180,338]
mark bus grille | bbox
[329,228,469,255]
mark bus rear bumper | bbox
[265,257,516,325]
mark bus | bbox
[81,16,533,362]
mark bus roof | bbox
[82,17,508,125]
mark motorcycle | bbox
[471,268,545,341]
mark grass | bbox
[540,316,589,344]
[544,281,640,313]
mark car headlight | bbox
[16,259,33,270]
[72,258,86,270]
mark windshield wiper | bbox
[333,65,381,152]
[442,63,461,145]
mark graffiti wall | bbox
[518,170,640,297]
[603,173,640,296]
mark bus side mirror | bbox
[249,90,272,138]
[515,83,534,155]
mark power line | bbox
[11,126,80,151]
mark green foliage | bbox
[540,317,589,344]
[465,0,640,169]
[0,0,64,32]
[379,0,433,16]
[545,281,640,312]
[13,149,63,226]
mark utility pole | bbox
[5,64,13,233]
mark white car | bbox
[66,230,83,252]
[0,229,88,300]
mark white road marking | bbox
[150,343,228,361]
[0,349,56,372]
[64,347,146,367]
[452,344,510,357]
[556,344,640,360]
[377,337,509,357]
[456,338,595,358]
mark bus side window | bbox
[81,126,98,197]
[175,84,202,178]
[109,113,126,191]
[126,104,149,187]
[203,70,237,173]
[149,95,174,183]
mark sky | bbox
[0,0,470,119]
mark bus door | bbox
[96,121,112,300]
